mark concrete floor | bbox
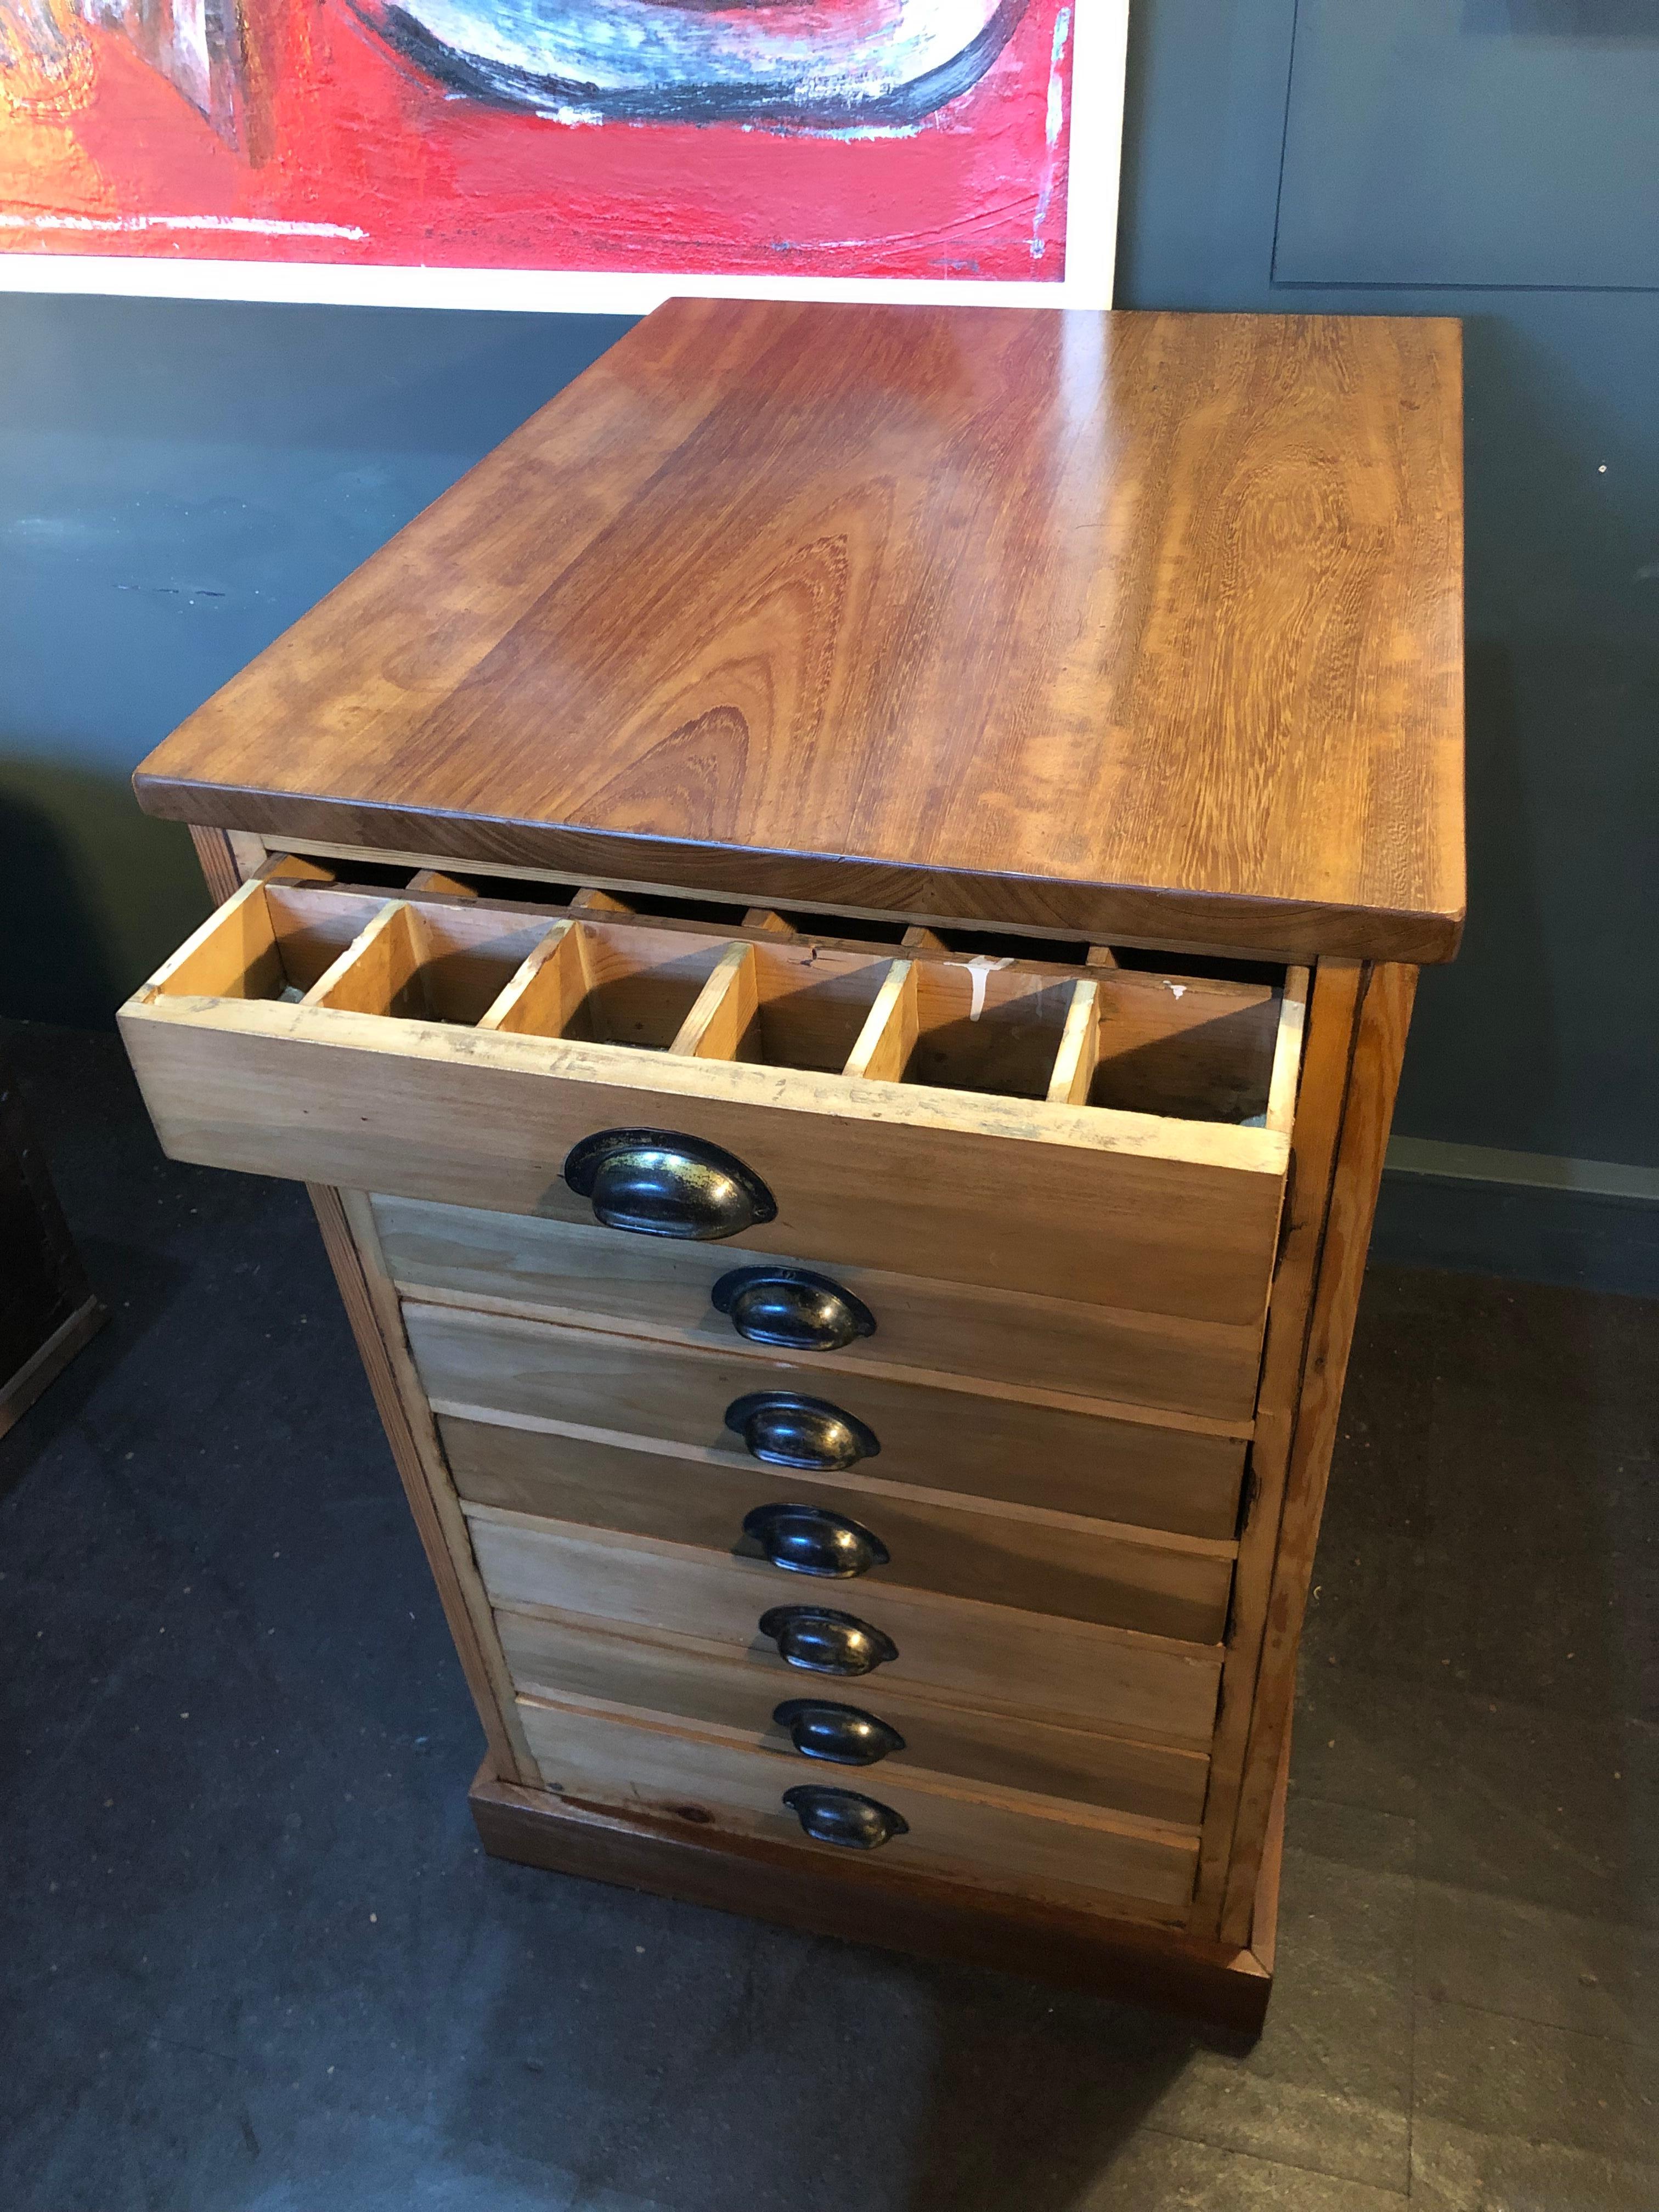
[2,1020,1654,2211]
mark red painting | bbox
[0,2,1115,306]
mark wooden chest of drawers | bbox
[117,300,1463,2029]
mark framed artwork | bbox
[0,1,1126,309]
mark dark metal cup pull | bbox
[774,1699,905,1767]
[563,1129,776,1241]
[743,1502,889,1579]
[725,1390,879,1471]
[782,1784,909,1851]
[711,1266,876,1353]
[758,1605,898,1677]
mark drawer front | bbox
[496,1607,1211,1827]
[120,881,1294,1325]
[373,1194,1265,1423]
[516,1694,1198,1922]
[466,1510,1224,1750]
[443,1412,1234,1645]
[405,1300,1248,1542]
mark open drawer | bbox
[119,878,1305,1326]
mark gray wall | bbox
[3,0,1652,1171]
[0,298,628,1023]
[1115,0,1659,1170]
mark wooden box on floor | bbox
[0,1045,104,1438]
[116,301,1463,2032]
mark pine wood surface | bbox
[436,1410,1235,1646]
[372,1194,1267,1421]
[404,1297,1249,1539]
[513,1694,1198,1921]
[494,1606,1210,1826]
[465,1510,1224,1750]
[308,1187,537,1784]
[136,302,1464,964]
[119,994,1287,1324]
[1216,961,1417,1944]
[1190,959,1366,1929]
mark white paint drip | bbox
[0,214,369,239]
[954,954,1013,1020]
[1167,982,1187,1000]
[1030,4,1072,263]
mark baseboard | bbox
[469,1765,1275,2034]
[1375,1141,1659,1297]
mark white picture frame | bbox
[0,2,1127,311]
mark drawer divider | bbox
[669,943,760,1061]
[478,922,582,1037]
[301,900,429,1018]
[1264,967,1311,1136]
[1048,980,1101,1105]
[843,961,918,1081]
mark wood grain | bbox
[117,994,1288,1324]
[513,1694,1198,1921]
[1217,962,1417,1943]
[438,1410,1237,1645]
[1190,960,1365,1929]
[309,1188,538,1784]
[370,1193,1267,1421]
[137,304,1464,964]
[470,1767,1274,2032]
[405,1299,1249,1538]
[464,1509,1223,1748]
[494,1605,1211,1825]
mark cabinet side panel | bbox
[319,1188,539,1785]
[1216,962,1417,1944]
[189,825,244,905]
[186,818,537,1782]
[1190,959,1365,1933]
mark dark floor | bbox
[1,1024,1654,2212]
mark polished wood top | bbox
[135,302,1464,961]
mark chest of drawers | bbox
[117,300,1463,2030]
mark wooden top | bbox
[135,302,1465,962]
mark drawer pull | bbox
[711,1266,876,1353]
[743,1502,890,1579]
[563,1129,777,1242]
[725,1390,880,1471]
[758,1604,898,1677]
[774,1698,906,1767]
[782,1784,909,1852]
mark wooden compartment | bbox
[120,879,1301,1324]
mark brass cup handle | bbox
[758,1604,898,1677]
[742,1502,889,1579]
[774,1698,906,1767]
[782,1785,909,1851]
[711,1266,877,1353]
[724,1391,879,1471]
[563,1128,777,1242]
